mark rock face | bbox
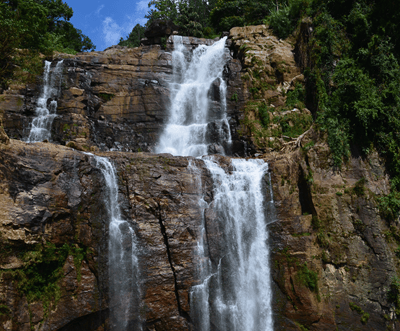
[0,140,213,331]
[0,37,249,156]
[1,26,400,331]
[266,129,400,331]
[0,140,109,331]
[229,25,312,152]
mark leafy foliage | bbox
[286,83,305,109]
[210,0,274,32]
[146,0,305,38]
[297,262,318,293]
[301,0,400,220]
[388,277,400,315]
[0,0,94,87]
[176,1,204,37]
[119,24,146,48]
[1,241,88,306]
[349,302,370,324]
[266,0,308,39]
[379,191,400,222]
[146,0,216,38]
[2,0,94,53]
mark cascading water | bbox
[155,36,231,157]
[157,36,275,330]
[196,158,274,331]
[27,60,63,143]
[87,154,142,331]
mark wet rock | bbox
[0,40,247,156]
[0,126,9,145]
[207,143,225,155]
[0,140,213,330]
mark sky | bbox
[64,0,151,51]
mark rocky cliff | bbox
[0,25,399,331]
[0,140,214,331]
[267,129,399,330]
[0,37,249,156]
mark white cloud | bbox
[135,18,147,26]
[136,0,149,12]
[101,1,150,48]
[102,17,124,45]
[96,5,104,15]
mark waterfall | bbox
[155,36,231,157]
[188,161,212,331]
[27,60,63,143]
[87,154,142,331]
[157,37,275,330]
[207,158,273,330]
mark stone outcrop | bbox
[229,25,312,152]
[0,139,215,331]
[0,37,250,156]
[265,129,400,331]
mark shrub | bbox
[258,103,271,128]
[268,5,292,39]
[297,262,318,293]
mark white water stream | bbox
[157,37,274,330]
[155,36,231,156]
[201,158,273,331]
[27,60,63,143]
[88,154,142,331]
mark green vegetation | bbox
[349,302,370,324]
[0,0,95,88]
[146,0,217,38]
[280,112,313,138]
[299,1,400,221]
[145,0,305,38]
[98,93,115,101]
[294,322,309,331]
[297,262,319,294]
[353,178,366,196]
[388,277,400,314]
[0,304,11,318]
[119,24,146,48]
[379,191,400,222]
[286,84,306,109]
[0,242,87,306]
[230,92,238,102]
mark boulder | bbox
[144,19,179,39]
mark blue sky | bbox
[64,0,150,51]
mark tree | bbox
[210,0,273,32]
[0,0,94,53]
[0,0,95,87]
[0,2,23,84]
[119,24,146,48]
[145,0,178,24]
[176,0,206,37]
[145,0,216,37]
[53,22,95,52]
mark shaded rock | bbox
[0,126,9,145]
[144,19,179,39]
[0,140,214,330]
[1,38,248,156]
[265,129,399,330]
